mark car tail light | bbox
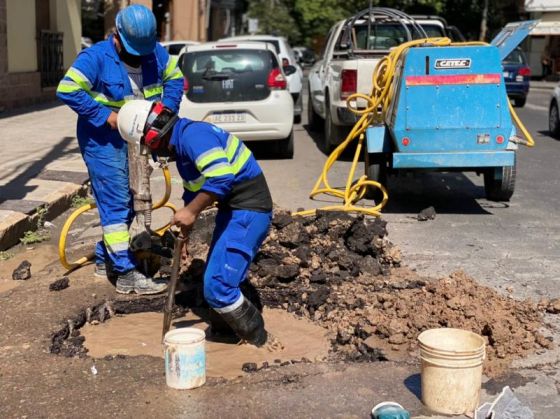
[496,135,505,144]
[282,58,290,67]
[518,67,531,77]
[340,69,357,100]
[183,76,189,93]
[267,68,287,90]
[402,137,410,146]
[216,44,237,48]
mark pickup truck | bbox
[308,10,464,152]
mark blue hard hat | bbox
[116,4,156,56]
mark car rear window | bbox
[504,49,526,64]
[182,48,278,103]
[338,23,445,51]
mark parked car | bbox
[161,40,199,56]
[293,46,316,67]
[503,47,530,108]
[308,10,466,152]
[549,83,560,137]
[219,35,304,123]
[178,42,295,158]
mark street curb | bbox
[0,180,89,251]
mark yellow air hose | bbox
[58,164,177,271]
[295,37,534,218]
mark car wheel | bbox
[549,101,560,137]
[307,86,323,132]
[484,156,516,202]
[514,97,526,107]
[276,131,294,159]
[364,151,388,202]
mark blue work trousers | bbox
[204,209,272,309]
[80,138,136,274]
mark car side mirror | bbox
[283,65,297,76]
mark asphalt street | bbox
[253,86,560,301]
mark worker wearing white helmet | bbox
[118,100,273,347]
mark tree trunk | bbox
[479,0,489,41]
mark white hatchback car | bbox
[219,35,304,123]
[178,42,295,158]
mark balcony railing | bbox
[39,30,64,88]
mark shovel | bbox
[162,233,186,341]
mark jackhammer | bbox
[58,143,177,274]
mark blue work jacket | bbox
[170,118,262,203]
[56,35,183,158]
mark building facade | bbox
[0,0,81,110]
[525,0,560,78]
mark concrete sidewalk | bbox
[0,102,88,250]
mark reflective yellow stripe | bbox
[103,230,130,246]
[182,176,206,192]
[165,67,183,81]
[203,163,234,178]
[143,85,163,98]
[66,68,92,91]
[225,135,240,161]
[231,146,251,174]
[57,80,81,94]
[93,94,125,108]
[163,56,181,81]
[195,148,228,171]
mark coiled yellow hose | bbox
[58,164,177,271]
[296,37,534,218]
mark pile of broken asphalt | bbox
[51,209,557,377]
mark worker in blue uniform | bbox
[56,5,183,294]
[117,100,273,346]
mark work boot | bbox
[216,297,267,347]
[94,262,116,279]
[115,269,167,295]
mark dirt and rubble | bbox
[49,209,555,378]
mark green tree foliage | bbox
[247,0,301,43]
[246,0,523,45]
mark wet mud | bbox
[81,309,329,379]
[50,209,554,378]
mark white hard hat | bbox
[117,99,153,145]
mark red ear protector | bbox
[143,102,178,150]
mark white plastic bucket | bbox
[418,328,485,415]
[164,328,206,389]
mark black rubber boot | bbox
[216,297,267,347]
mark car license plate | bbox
[207,113,246,123]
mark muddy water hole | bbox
[50,209,558,379]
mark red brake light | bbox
[183,76,189,93]
[267,68,287,90]
[518,67,531,77]
[340,69,357,100]
[282,58,290,67]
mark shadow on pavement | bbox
[404,373,422,400]
[537,130,560,141]
[380,172,497,215]
[0,136,79,204]
[0,100,62,120]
